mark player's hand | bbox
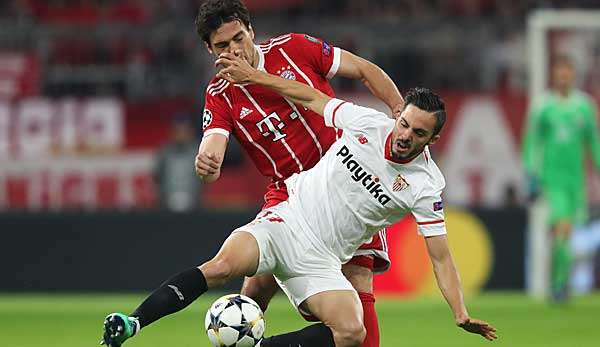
[391,101,404,119]
[215,51,257,84]
[195,152,220,178]
[456,317,497,341]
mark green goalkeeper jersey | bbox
[522,90,600,221]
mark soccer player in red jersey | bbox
[195,2,403,346]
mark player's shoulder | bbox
[416,148,446,193]
[258,33,325,52]
[534,92,554,107]
[204,77,231,98]
[335,100,392,133]
[355,104,394,130]
[280,32,323,45]
[531,92,556,114]
[341,101,391,121]
[257,33,294,54]
[572,90,595,106]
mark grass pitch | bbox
[1,292,598,347]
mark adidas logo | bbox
[240,107,253,119]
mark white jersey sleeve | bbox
[323,98,389,132]
[412,185,447,237]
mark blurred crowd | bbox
[2,0,600,22]
[0,0,599,100]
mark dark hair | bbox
[195,0,252,44]
[403,87,446,136]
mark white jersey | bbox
[281,98,447,264]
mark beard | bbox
[391,139,426,162]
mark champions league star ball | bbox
[205,294,266,347]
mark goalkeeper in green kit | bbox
[522,56,600,302]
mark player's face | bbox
[207,20,257,68]
[390,104,439,161]
[553,62,575,92]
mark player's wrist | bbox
[198,171,220,183]
[247,69,264,84]
[455,314,470,326]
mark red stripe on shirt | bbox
[417,219,445,225]
[331,101,346,128]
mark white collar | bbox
[254,45,265,72]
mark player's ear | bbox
[205,41,214,55]
[248,24,255,40]
[428,134,440,145]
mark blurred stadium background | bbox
[1,0,600,346]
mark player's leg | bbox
[261,290,365,347]
[547,187,574,301]
[304,290,366,347]
[343,230,389,347]
[133,230,260,326]
[199,231,261,288]
[342,259,378,347]
[101,230,260,346]
[242,186,288,312]
[240,273,279,312]
[551,219,573,301]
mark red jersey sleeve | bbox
[202,79,233,138]
[285,33,341,79]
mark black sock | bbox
[261,323,335,347]
[131,267,207,329]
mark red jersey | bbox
[202,33,341,188]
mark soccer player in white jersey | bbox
[101,54,498,347]
[196,3,402,345]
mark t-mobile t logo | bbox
[256,112,287,142]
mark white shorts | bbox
[234,202,354,309]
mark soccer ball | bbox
[205,294,266,347]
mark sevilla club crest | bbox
[392,174,409,192]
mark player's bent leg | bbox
[303,290,366,347]
[240,273,279,312]
[132,230,260,326]
[200,230,261,288]
[101,231,261,347]
[343,257,379,347]
[102,266,210,347]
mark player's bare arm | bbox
[337,50,404,117]
[216,52,331,116]
[425,235,498,341]
[195,133,228,183]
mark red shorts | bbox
[262,182,391,274]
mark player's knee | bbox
[240,279,270,312]
[333,320,366,347]
[342,263,373,294]
[199,258,235,287]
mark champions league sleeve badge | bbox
[202,109,213,129]
[322,41,332,56]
